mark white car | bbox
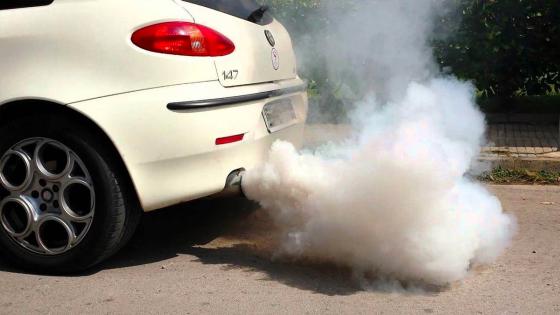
[0,0,307,273]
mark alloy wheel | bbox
[0,138,95,255]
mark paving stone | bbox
[485,122,559,158]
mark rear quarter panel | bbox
[0,0,216,105]
[69,79,308,210]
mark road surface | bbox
[0,185,559,314]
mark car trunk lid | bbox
[174,0,298,87]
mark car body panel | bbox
[0,0,214,105]
[69,78,308,211]
[0,0,308,211]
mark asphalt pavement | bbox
[0,185,559,314]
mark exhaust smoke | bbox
[242,0,517,285]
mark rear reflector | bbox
[131,21,235,57]
[215,134,245,145]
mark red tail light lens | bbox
[131,22,235,57]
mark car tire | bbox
[0,114,141,274]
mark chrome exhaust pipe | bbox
[214,168,246,198]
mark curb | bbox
[479,155,560,172]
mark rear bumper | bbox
[69,79,308,211]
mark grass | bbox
[479,167,560,185]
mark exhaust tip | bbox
[225,169,245,188]
[213,168,246,199]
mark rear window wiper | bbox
[248,5,269,23]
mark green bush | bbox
[264,0,559,103]
[435,0,560,98]
[262,1,363,122]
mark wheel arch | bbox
[0,99,142,211]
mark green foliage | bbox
[479,167,560,185]
[264,0,559,108]
[478,95,560,113]
[434,0,559,97]
[261,0,363,122]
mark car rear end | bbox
[69,0,308,211]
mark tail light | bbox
[131,21,235,57]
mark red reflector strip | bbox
[215,134,245,145]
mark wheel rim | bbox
[0,138,95,255]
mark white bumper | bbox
[68,79,307,211]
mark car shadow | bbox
[101,196,364,296]
[102,196,259,269]
[0,196,443,296]
[0,197,253,274]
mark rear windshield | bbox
[182,0,273,25]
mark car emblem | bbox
[271,48,280,70]
[265,30,276,47]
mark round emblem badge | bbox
[271,48,280,70]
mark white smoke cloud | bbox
[242,0,517,286]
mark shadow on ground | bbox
[0,197,362,295]
[0,196,442,296]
